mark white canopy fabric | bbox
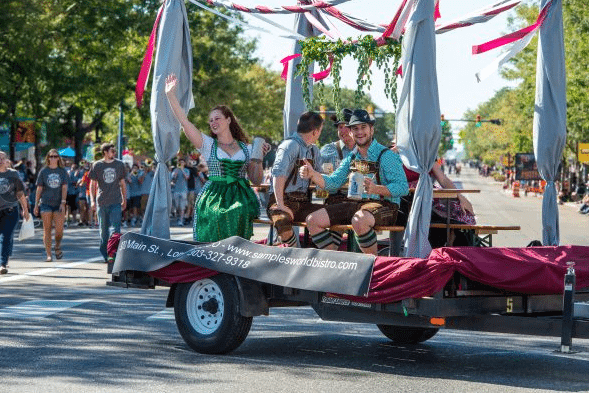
[533,0,566,246]
[141,0,194,239]
[396,0,441,258]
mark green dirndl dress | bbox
[193,140,260,242]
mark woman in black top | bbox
[0,150,30,274]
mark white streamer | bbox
[248,12,306,39]
[475,30,536,82]
[435,0,521,35]
[188,0,305,40]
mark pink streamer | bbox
[135,2,166,108]
[311,56,334,81]
[280,53,301,81]
[472,1,551,55]
[381,0,408,39]
[434,0,441,20]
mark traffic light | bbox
[440,114,447,127]
[319,105,326,119]
[475,114,482,127]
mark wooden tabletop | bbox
[253,185,481,197]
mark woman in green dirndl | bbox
[165,74,267,242]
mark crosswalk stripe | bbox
[0,299,93,319]
[0,257,105,284]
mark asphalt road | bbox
[1,167,588,392]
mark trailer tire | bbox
[377,325,439,344]
[174,275,252,354]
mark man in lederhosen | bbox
[300,109,408,256]
[320,108,355,170]
[267,112,325,247]
[320,108,355,206]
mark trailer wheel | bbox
[377,325,439,344]
[174,275,252,354]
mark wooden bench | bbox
[253,218,405,256]
[429,223,521,247]
[254,219,520,251]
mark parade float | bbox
[110,0,589,355]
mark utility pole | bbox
[117,100,124,160]
[9,104,16,162]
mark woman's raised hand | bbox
[165,74,178,95]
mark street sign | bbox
[578,143,589,163]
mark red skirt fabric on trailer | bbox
[147,245,589,304]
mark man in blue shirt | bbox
[300,109,408,255]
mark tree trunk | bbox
[72,106,104,164]
[73,107,84,164]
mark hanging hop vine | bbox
[295,35,402,120]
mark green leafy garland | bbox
[296,35,402,119]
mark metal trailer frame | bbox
[108,267,589,351]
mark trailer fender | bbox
[235,277,269,317]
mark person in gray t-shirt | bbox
[171,158,190,226]
[34,149,69,262]
[0,151,31,273]
[89,143,127,262]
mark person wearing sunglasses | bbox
[34,149,69,262]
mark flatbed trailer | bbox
[108,236,589,355]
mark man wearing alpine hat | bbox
[300,109,408,255]
[319,108,355,206]
[320,108,355,171]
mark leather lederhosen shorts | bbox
[266,192,324,235]
[324,199,399,227]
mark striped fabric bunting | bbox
[135,2,166,108]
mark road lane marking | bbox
[147,308,175,320]
[0,299,92,319]
[0,257,104,284]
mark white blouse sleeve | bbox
[200,134,214,162]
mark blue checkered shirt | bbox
[321,140,408,204]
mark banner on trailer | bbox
[113,232,375,296]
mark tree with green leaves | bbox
[438,117,453,158]
[462,1,589,167]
